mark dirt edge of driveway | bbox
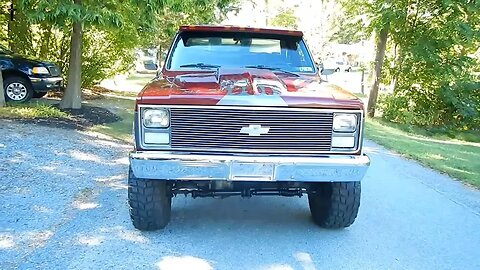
[0,105,120,131]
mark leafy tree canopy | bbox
[271,8,298,29]
[340,0,480,129]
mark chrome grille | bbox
[170,107,334,153]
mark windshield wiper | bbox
[179,63,220,69]
[244,65,300,77]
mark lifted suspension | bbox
[172,188,306,198]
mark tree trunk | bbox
[39,23,53,59]
[60,14,83,109]
[7,0,16,52]
[391,45,404,93]
[8,0,33,55]
[157,45,162,69]
[360,68,365,94]
[0,69,5,107]
[367,25,389,117]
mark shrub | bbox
[378,79,480,130]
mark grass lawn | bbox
[365,118,480,188]
[3,96,478,189]
[0,102,69,119]
[126,73,156,83]
[353,92,368,98]
[85,97,135,142]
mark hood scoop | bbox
[173,68,291,95]
[173,73,219,90]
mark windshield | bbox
[167,32,316,73]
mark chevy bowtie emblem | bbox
[240,124,270,136]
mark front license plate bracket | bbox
[230,162,274,181]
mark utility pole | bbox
[265,0,269,26]
[360,39,365,95]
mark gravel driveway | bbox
[1,120,479,270]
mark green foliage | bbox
[378,91,448,126]
[4,0,237,88]
[88,97,135,142]
[366,118,480,188]
[154,0,238,55]
[329,3,363,44]
[271,8,298,29]
[81,28,136,87]
[0,102,69,119]
[330,20,363,44]
[0,3,7,46]
[341,0,480,129]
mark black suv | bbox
[0,45,63,102]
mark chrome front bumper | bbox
[130,152,370,182]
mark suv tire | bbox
[3,76,33,102]
[308,182,360,229]
[128,167,172,231]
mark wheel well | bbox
[2,69,32,86]
[2,70,34,92]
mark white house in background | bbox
[325,41,376,67]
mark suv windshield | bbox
[167,32,316,73]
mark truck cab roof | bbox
[179,25,303,37]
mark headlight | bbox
[333,113,357,132]
[143,108,169,128]
[32,67,50,75]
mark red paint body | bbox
[179,25,303,37]
[136,25,364,111]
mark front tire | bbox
[4,76,33,102]
[128,168,172,231]
[308,182,360,229]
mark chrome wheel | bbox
[6,82,28,101]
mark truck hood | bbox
[138,68,363,109]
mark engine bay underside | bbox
[169,180,320,198]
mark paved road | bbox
[1,121,479,270]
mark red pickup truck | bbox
[128,25,370,231]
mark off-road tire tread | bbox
[128,169,171,231]
[308,182,361,229]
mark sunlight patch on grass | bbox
[85,97,135,142]
[354,93,368,98]
[85,86,139,98]
[127,73,155,82]
[365,118,480,188]
[426,153,447,161]
[0,102,69,119]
